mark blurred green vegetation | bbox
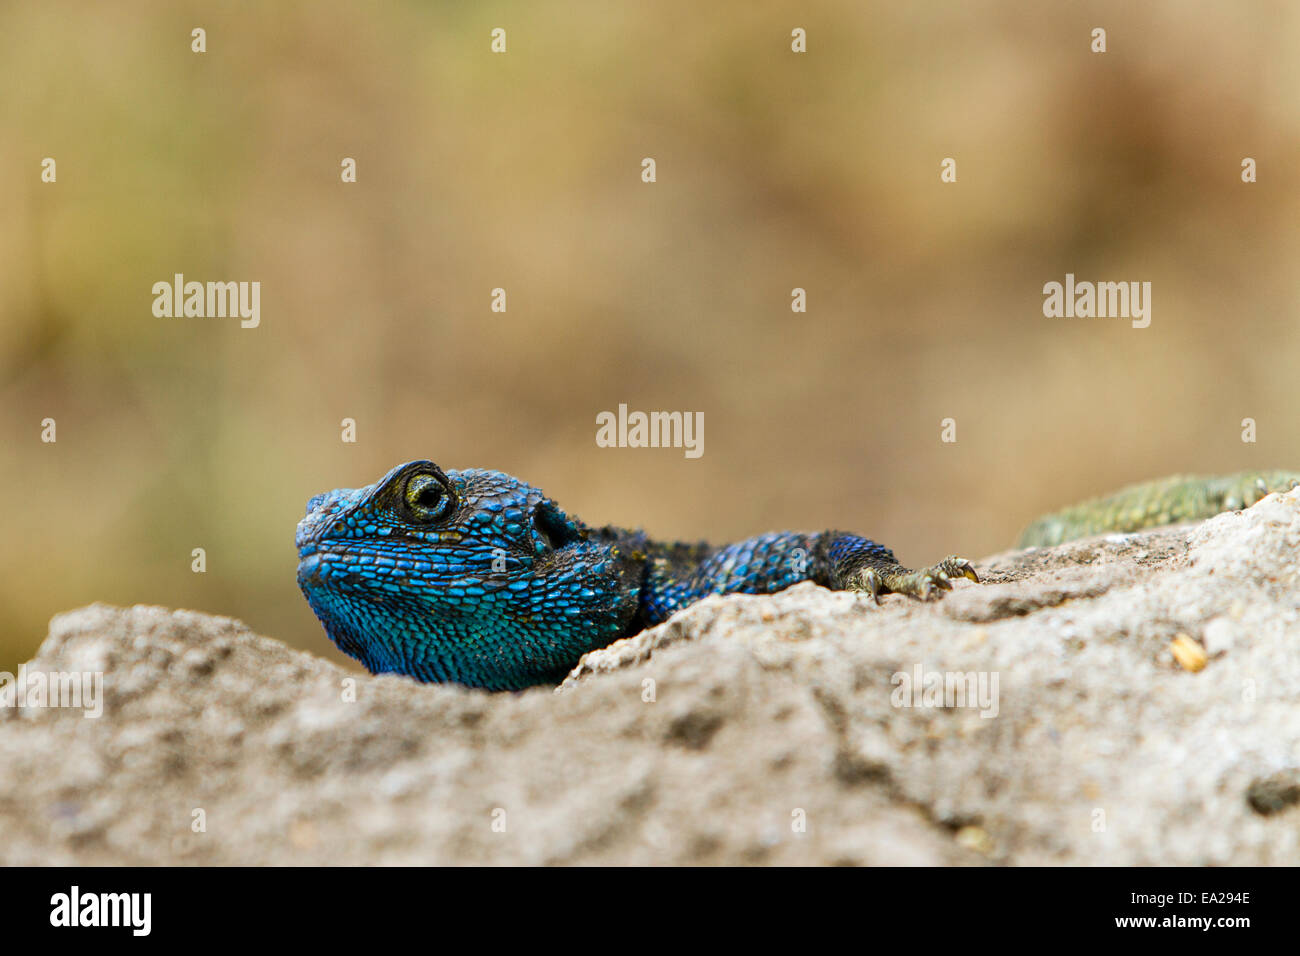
[3,1,1299,669]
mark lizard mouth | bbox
[295,551,326,588]
[295,548,423,600]
[296,550,375,593]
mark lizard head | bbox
[295,460,642,690]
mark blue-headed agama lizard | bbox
[296,461,1299,691]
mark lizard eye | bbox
[402,472,455,523]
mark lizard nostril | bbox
[532,501,581,551]
[532,516,558,550]
[306,493,327,515]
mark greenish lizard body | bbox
[1017,470,1300,548]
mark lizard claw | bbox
[905,556,979,600]
[853,555,979,602]
[859,568,883,605]
[934,555,980,585]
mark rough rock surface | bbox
[4,489,1300,865]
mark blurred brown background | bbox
[2,1,1298,671]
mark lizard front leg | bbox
[639,531,979,624]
